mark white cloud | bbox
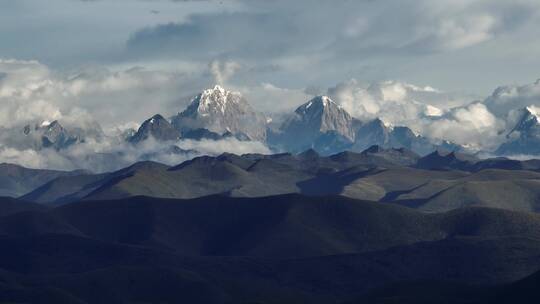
[419,103,505,150]
[326,78,511,151]
[236,82,310,114]
[327,79,473,125]
[0,58,211,130]
[0,135,271,173]
[3,56,540,168]
[484,79,540,118]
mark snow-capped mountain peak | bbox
[525,106,540,121]
[508,106,540,136]
[40,120,52,127]
[171,85,267,141]
[196,85,241,114]
[496,106,540,155]
[296,96,340,116]
[269,95,359,153]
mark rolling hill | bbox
[16,148,540,215]
[0,194,540,303]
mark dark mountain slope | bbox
[490,270,540,304]
[22,162,169,204]
[0,163,86,198]
[53,195,540,258]
[0,197,45,217]
[15,149,540,214]
[0,211,82,237]
[21,172,109,204]
[0,195,539,303]
[0,234,539,304]
[16,149,441,204]
[53,195,437,257]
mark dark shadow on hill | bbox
[297,167,385,195]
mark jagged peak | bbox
[209,84,226,94]
[188,85,244,115]
[508,106,540,136]
[296,95,340,114]
[424,149,477,162]
[199,84,229,98]
[43,120,63,131]
[524,106,540,121]
[34,120,61,129]
[40,120,52,127]
[316,95,335,107]
[428,149,452,157]
[360,118,388,130]
[147,114,167,124]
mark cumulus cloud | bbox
[419,103,505,150]
[484,79,540,118]
[2,55,540,169]
[327,79,474,125]
[325,78,515,150]
[0,58,213,130]
[234,82,310,114]
[0,58,276,171]
[0,59,87,129]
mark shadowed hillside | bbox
[0,195,540,303]
[15,148,540,214]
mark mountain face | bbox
[353,118,389,151]
[268,96,458,156]
[269,96,360,154]
[19,147,540,213]
[0,163,87,198]
[172,85,267,141]
[22,121,81,150]
[416,150,479,171]
[497,107,540,155]
[292,96,357,141]
[128,114,180,144]
[18,120,105,151]
[353,119,438,155]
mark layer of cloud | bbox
[419,103,505,150]
[1,0,540,95]
[325,78,520,150]
[484,79,540,118]
[122,0,540,91]
[128,0,536,58]
[0,136,270,173]
[0,59,210,130]
[3,57,540,169]
[328,79,475,124]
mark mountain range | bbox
[1,142,540,302]
[7,85,540,169]
[0,146,536,215]
[3,85,540,303]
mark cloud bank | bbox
[4,56,540,170]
